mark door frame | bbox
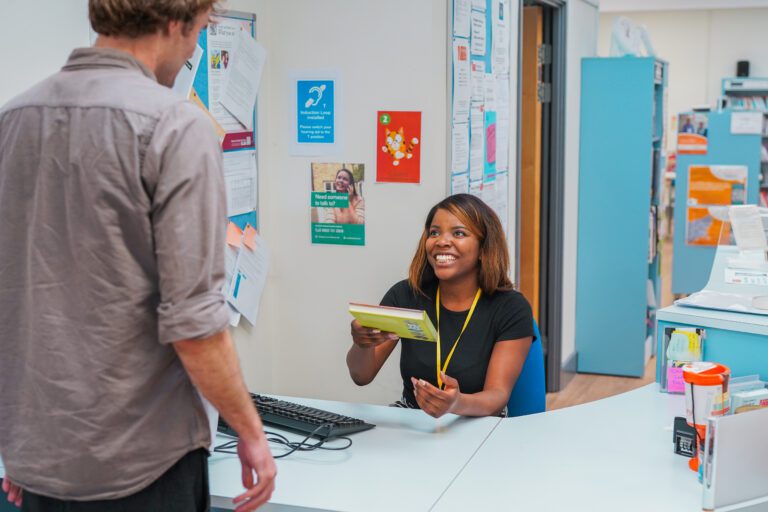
[516,0,567,392]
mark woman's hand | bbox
[347,320,400,385]
[350,320,399,349]
[411,372,461,418]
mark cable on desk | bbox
[214,423,353,459]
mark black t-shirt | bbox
[380,279,534,408]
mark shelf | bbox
[723,77,768,94]
[577,57,663,377]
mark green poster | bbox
[310,163,366,246]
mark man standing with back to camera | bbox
[0,1,275,511]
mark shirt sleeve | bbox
[495,292,535,344]
[143,101,230,345]
[380,280,410,308]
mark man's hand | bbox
[411,372,461,418]
[232,436,277,512]
[172,331,276,510]
[2,478,22,508]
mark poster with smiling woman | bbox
[310,163,366,246]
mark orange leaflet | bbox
[243,224,258,251]
[227,222,243,247]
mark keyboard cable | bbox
[214,423,353,458]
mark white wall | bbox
[561,0,599,369]
[598,8,768,122]
[0,0,527,405]
[227,0,451,404]
[0,0,89,105]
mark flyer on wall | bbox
[310,163,366,246]
[200,17,255,150]
[686,165,747,246]
[677,112,708,155]
[289,74,340,156]
[483,110,497,180]
[376,111,422,183]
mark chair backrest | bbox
[506,319,546,417]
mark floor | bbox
[546,357,656,410]
[545,237,672,410]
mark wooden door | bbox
[520,6,543,321]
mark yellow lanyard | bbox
[435,287,482,389]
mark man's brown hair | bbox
[89,0,219,38]
[408,193,513,296]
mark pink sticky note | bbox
[486,123,497,164]
[243,224,258,251]
[226,222,243,247]
[667,366,685,394]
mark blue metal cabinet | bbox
[575,57,666,377]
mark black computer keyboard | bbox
[218,394,375,439]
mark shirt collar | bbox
[63,47,157,82]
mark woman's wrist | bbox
[352,341,374,351]
[448,392,464,414]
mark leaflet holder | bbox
[702,407,768,511]
[675,207,768,315]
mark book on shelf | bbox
[348,303,437,342]
[725,95,768,111]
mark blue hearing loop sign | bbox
[296,80,335,144]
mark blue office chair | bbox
[506,319,546,417]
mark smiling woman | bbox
[323,168,365,224]
[346,194,535,418]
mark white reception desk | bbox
[209,398,501,512]
[2,386,733,511]
[209,386,711,512]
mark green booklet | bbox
[348,303,437,342]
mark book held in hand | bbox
[348,303,438,342]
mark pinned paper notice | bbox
[729,205,768,251]
[470,10,487,56]
[453,0,470,37]
[451,122,469,173]
[224,242,242,327]
[730,112,763,135]
[227,231,269,326]
[223,150,258,217]
[172,44,203,99]
[220,30,266,130]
